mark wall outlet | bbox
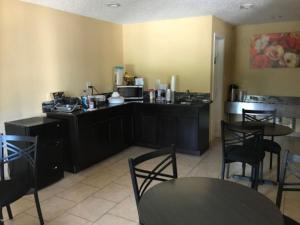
[86,81,92,89]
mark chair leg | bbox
[6,205,13,219]
[250,166,254,181]
[250,166,255,189]
[33,191,44,225]
[221,161,226,179]
[260,161,264,180]
[269,152,273,169]
[242,163,246,176]
[254,165,259,190]
[0,207,3,225]
[276,184,283,208]
[226,164,230,179]
[277,153,281,182]
[251,165,259,190]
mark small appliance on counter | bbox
[228,84,247,102]
[94,95,106,107]
[114,65,125,86]
[228,84,239,102]
[42,92,81,113]
[238,90,247,102]
[108,92,125,104]
[116,85,143,102]
[156,84,168,102]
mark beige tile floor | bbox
[2,136,300,225]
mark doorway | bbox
[210,33,225,140]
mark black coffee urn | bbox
[229,84,239,101]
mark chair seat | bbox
[284,215,300,225]
[225,145,265,165]
[0,178,31,207]
[262,139,281,153]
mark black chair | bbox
[0,135,44,225]
[128,145,177,206]
[221,121,265,190]
[242,109,282,181]
[276,150,300,225]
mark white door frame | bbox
[210,32,225,141]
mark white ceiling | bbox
[22,0,300,25]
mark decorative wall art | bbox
[250,32,300,69]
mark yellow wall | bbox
[123,16,214,92]
[233,21,300,96]
[0,0,123,132]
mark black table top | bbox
[232,121,293,137]
[138,177,284,225]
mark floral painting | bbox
[250,32,300,69]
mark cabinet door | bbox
[158,115,177,148]
[137,114,158,147]
[30,122,64,189]
[176,117,199,151]
[95,120,111,158]
[109,116,124,153]
[134,104,160,148]
[78,120,110,169]
[123,115,134,147]
[37,139,64,189]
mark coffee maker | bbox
[228,84,239,102]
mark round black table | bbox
[138,177,284,225]
[232,121,293,136]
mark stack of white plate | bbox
[108,92,124,104]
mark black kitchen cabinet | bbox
[176,116,199,151]
[109,116,124,153]
[47,104,134,173]
[46,102,209,173]
[123,114,134,146]
[5,117,64,189]
[135,103,209,155]
[134,104,159,148]
[158,114,177,148]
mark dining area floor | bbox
[2,136,300,225]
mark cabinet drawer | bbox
[30,122,63,140]
[37,139,64,189]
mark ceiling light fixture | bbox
[106,3,121,8]
[240,3,255,9]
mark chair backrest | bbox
[0,135,38,188]
[221,120,264,155]
[276,150,300,208]
[242,109,276,125]
[128,145,177,205]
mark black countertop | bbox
[5,117,60,127]
[244,95,300,105]
[46,101,210,117]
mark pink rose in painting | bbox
[295,37,300,51]
[286,34,298,49]
[268,33,283,43]
[264,45,285,61]
[252,54,271,68]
